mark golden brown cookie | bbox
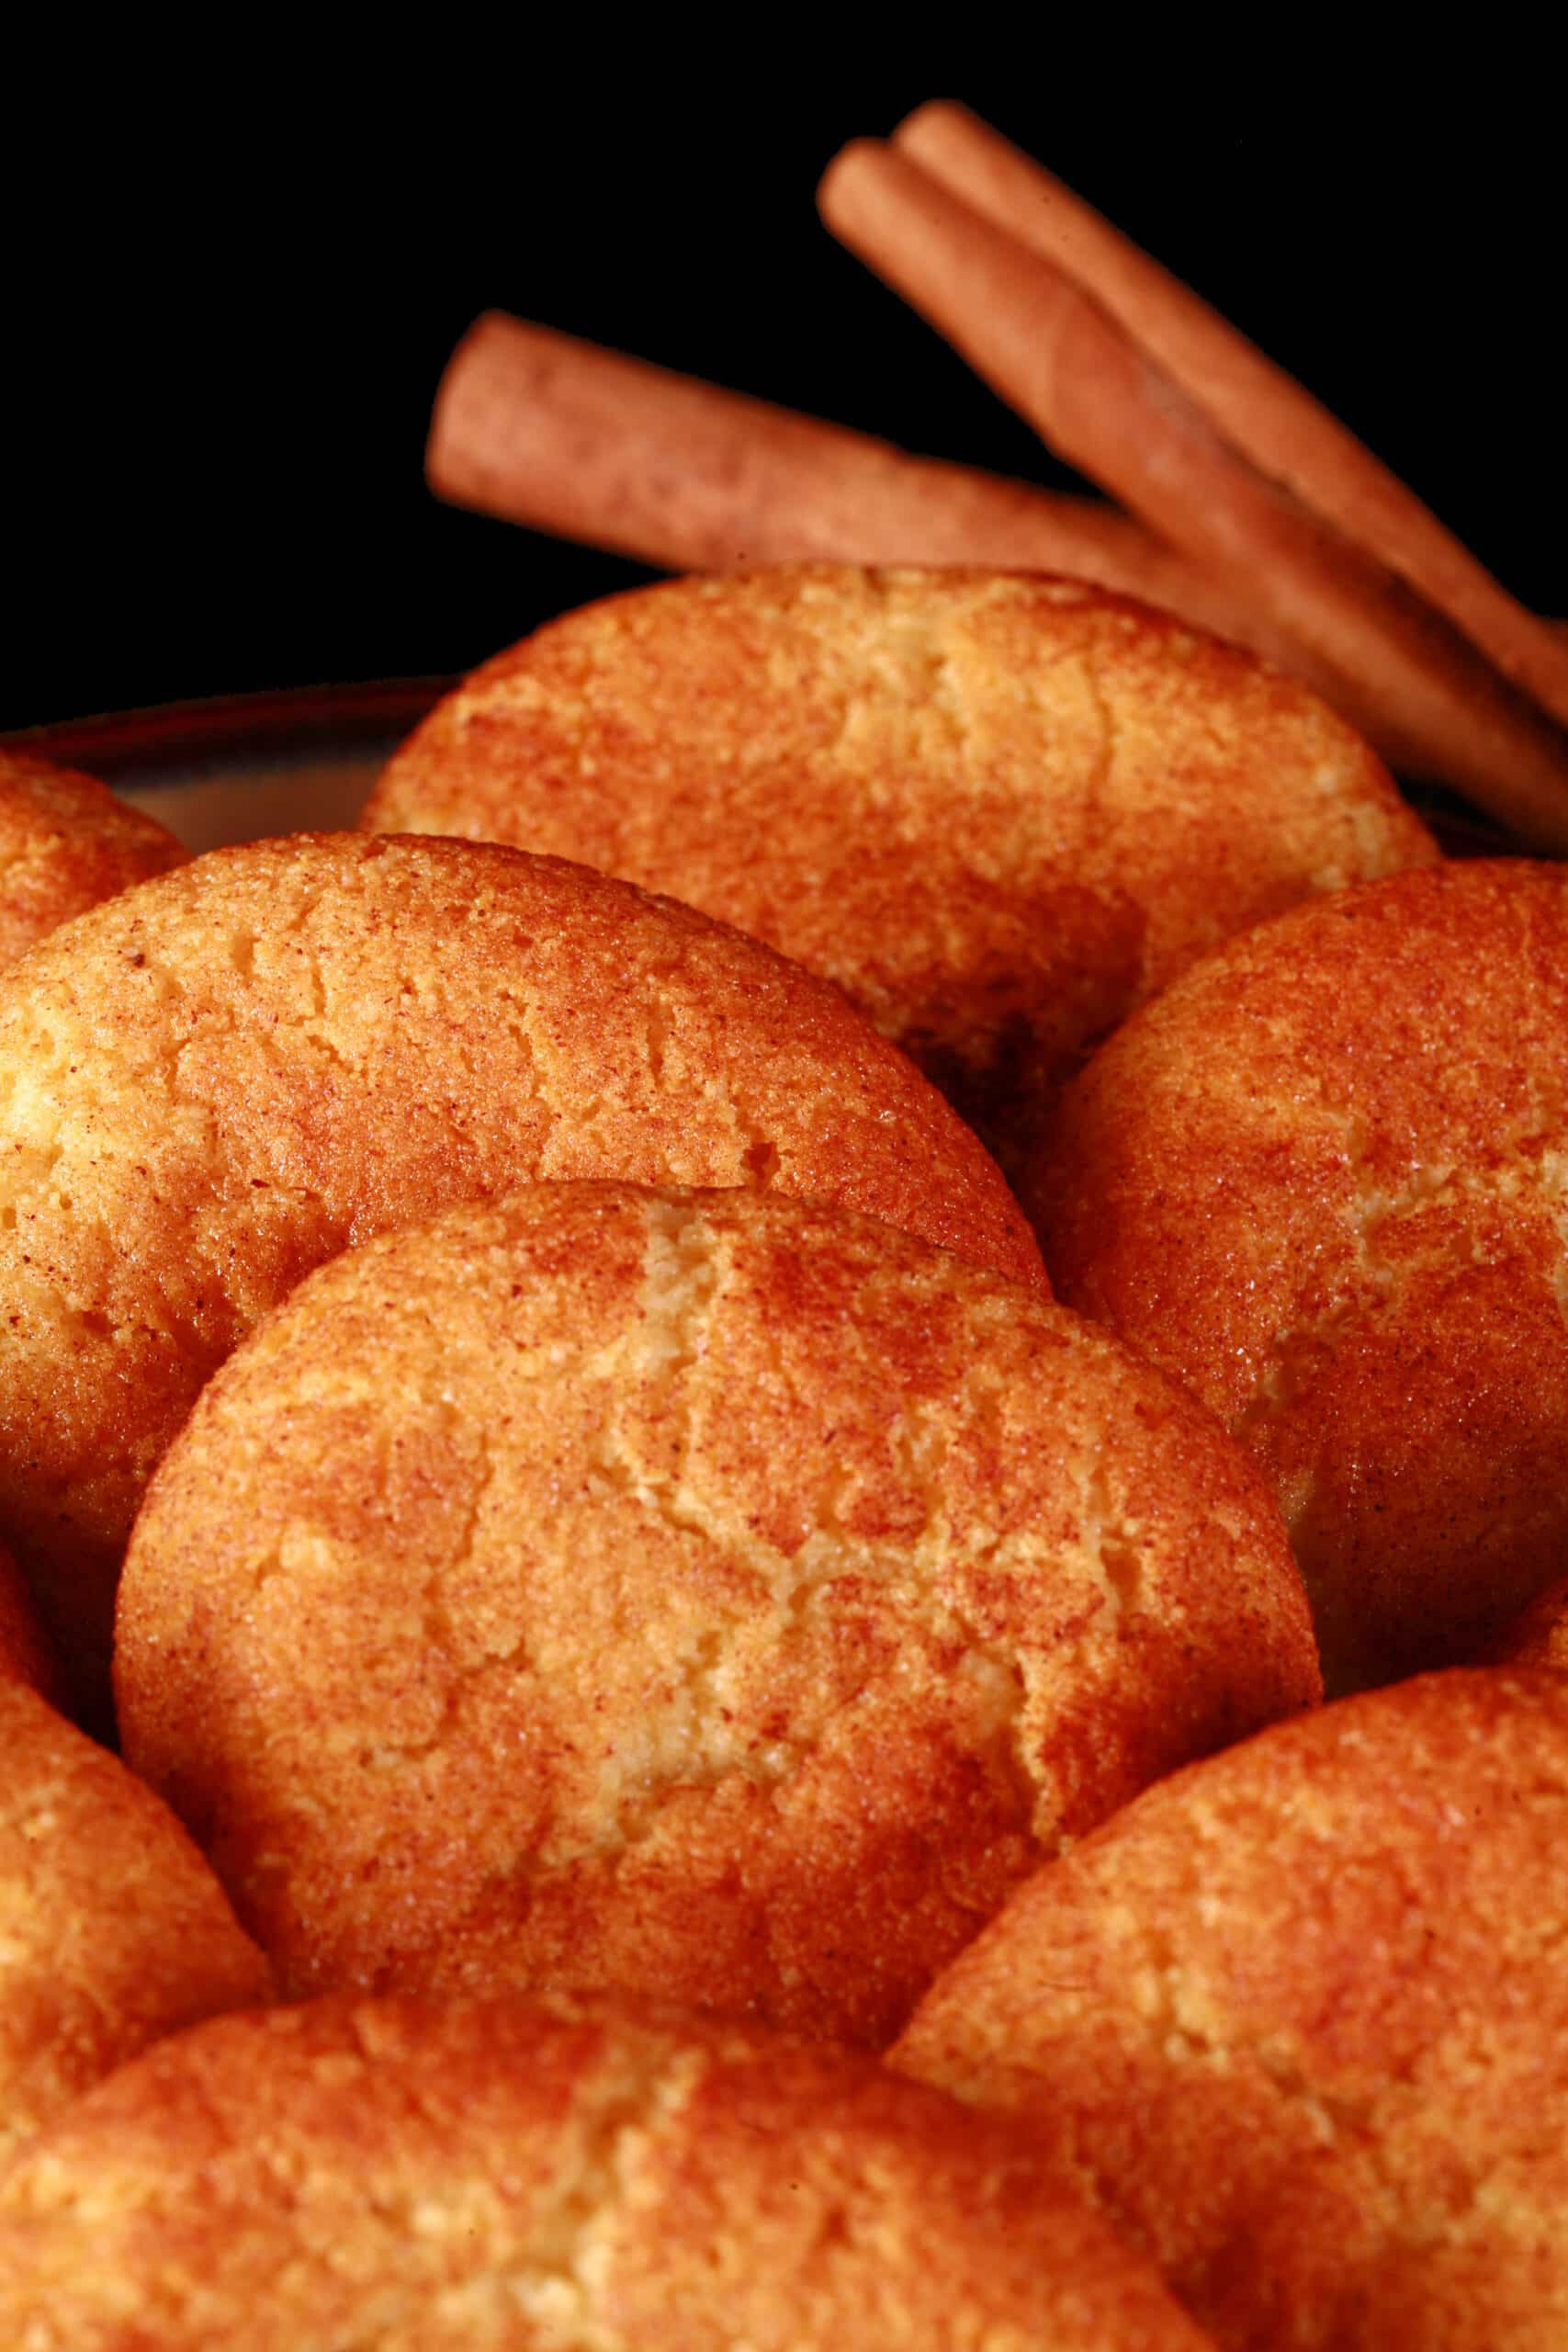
[895,1668,1568,2352]
[0,1677,270,2168]
[0,749,186,968]
[0,1992,1212,2350]
[0,831,1038,1710]
[0,1540,57,1699]
[363,566,1436,1184]
[1038,860,1568,1689]
[116,1182,1318,2045]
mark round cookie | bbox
[895,1668,1568,2352]
[0,1540,58,1698]
[1038,860,1568,1690]
[0,1992,1212,2350]
[116,1182,1319,2046]
[0,1677,270,2168]
[363,566,1436,1186]
[0,749,186,968]
[0,831,1038,1708]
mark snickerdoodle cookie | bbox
[0,1677,269,2167]
[0,749,186,968]
[362,567,1434,1182]
[0,831,1036,1706]
[115,1182,1318,2045]
[0,1993,1211,2350]
[1039,861,1568,1689]
[896,1668,1568,2352]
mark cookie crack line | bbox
[1235,1120,1568,1463]
[380,1420,510,1770]
[348,1255,1157,1871]
[338,2015,709,2350]
[1076,646,1122,843]
[18,2022,709,2352]
[1061,1788,1568,2261]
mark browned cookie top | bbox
[116,1182,1317,2046]
[0,1677,270,2167]
[896,1668,1568,2352]
[364,566,1433,1180]
[1038,860,1568,1689]
[0,831,1037,1703]
[0,1992,1212,2350]
[0,750,186,968]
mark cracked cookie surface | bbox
[0,1992,1212,2350]
[895,1668,1568,2352]
[115,1182,1317,2045]
[363,566,1434,1191]
[0,831,1038,1709]
[1038,860,1568,1689]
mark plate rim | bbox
[0,677,455,782]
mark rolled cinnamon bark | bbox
[894,101,1568,735]
[428,311,1150,574]
[818,140,1568,852]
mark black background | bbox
[5,45,1560,735]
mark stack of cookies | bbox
[2,567,1564,2348]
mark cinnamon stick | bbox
[893,101,1568,736]
[427,314,1433,765]
[818,139,1568,851]
[430,311,1158,577]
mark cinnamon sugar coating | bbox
[0,1993,1211,2350]
[0,750,186,968]
[1038,860,1568,1689]
[115,1183,1318,2046]
[363,566,1434,1183]
[0,831,1037,1705]
[0,1678,270,2168]
[895,1668,1568,2352]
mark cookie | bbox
[0,1992,1210,2349]
[0,1677,270,2167]
[115,1182,1318,2044]
[1038,861,1568,1688]
[0,831,1037,1707]
[0,749,186,967]
[363,567,1434,1185]
[896,1668,1568,2352]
